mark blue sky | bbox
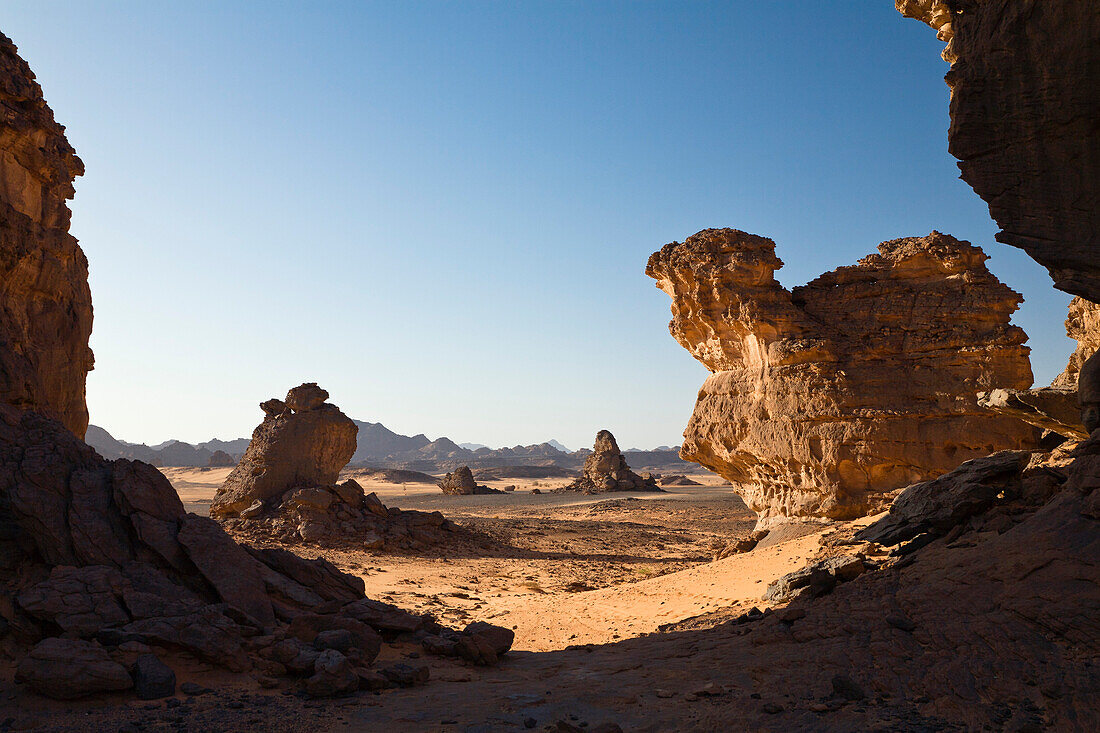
[4,2,1073,450]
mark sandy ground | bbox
[160,468,819,653]
[2,468,891,732]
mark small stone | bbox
[831,674,866,701]
[380,663,429,688]
[130,654,176,700]
[886,614,916,632]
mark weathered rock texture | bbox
[0,33,92,438]
[1052,297,1100,389]
[980,297,1100,438]
[0,37,510,702]
[219,479,457,551]
[438,465,501,495]
[647,228,1039,522]
[977,388,1086,441]
[210,383,357,517]
[557,430,659,493]
[898,1,1100,301]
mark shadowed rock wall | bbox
[897,0,1100,301]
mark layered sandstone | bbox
[898,1,1100,301]
[210,383,358,517]
[647,228,1039,522]
[557,430,659,493]
[0,32,93,437]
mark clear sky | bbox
[4,1,1074,450]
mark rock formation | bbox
[647,228,1040,522]
[207,449,236,467]
[1052,297,1100,389]
[977,388,1086,441]
[220,478,456,550]
[438,465,502,495]
[557,430,659,493]
[977,297,1100,440]
[897,1,1100,301]
[210,383,358,517]
[0,35,510,702]
[210,385,459,548]
[0,32,93,438]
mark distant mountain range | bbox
[85,420,695,474]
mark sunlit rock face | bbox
[0,32,93,437]
[647,228,1040,523]
[1051,298,1100,390]
[898,0,1100,302]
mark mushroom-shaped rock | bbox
[210,384,358,517]
[647,229,1040,523]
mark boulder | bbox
[305,649,359,698]
[438,465,501,495]
[557,431,660,493]
[647,229,1039,522]
[129,654,176,700]
[15,638,132,699]
[209,383,358,517]
[898,1,1100,302]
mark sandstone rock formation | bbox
[0,32,93,437]
[897,1,1100,301]
[1051,298,1100,389]
[0,36,511,703]
[647,228,1040,522]
[557,430,659,493]
[438,465,501,495]
[978,297,1100,439]
[210,383,358,517]
[219,478,456,551]
[977,388,1086,441]
[210,387,456,548]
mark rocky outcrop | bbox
[0,36,511,703]
[556,430,659,493]
[207,449,236,467]
[647,228,1039,522]
[438,465,501,495]
[0,33,93,438]
[980,297,1100,439]
[210,383,358,517]
[220,479,457,550]
[1052,297,1100,389]
[898,1,1100,301]
[977,388,1086,441]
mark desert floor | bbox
[159,467,822,653]
[5,469,866,732]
